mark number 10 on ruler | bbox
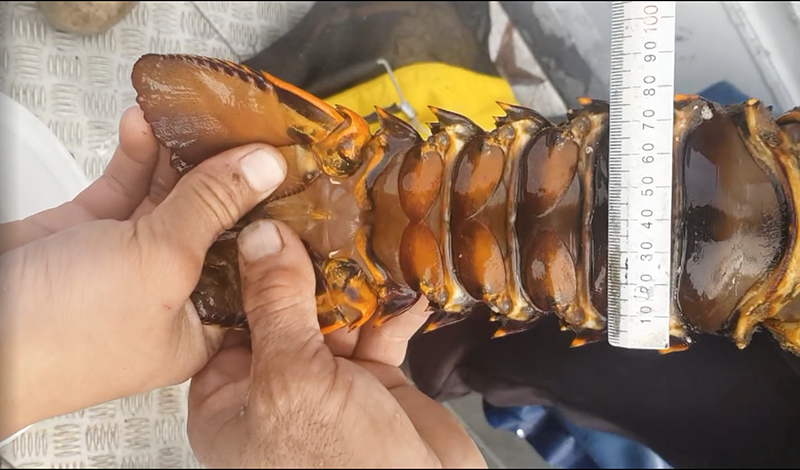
[607,1,676,350]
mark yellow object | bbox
[324,61,519,137]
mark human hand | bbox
[0,106,179,254]
[186,219,487,468]
[0,106,288,440]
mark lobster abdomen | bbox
[131,53,800,356]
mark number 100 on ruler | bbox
[607,1,676,350]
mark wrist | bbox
[0,281,59,439]
[0,248,43,440]
[0,246,100,438]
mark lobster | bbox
[130,53,800,357]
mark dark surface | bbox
[243,1,499,98]
[407,308,800,469]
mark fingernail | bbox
[240,147,286,193]
[239,220,284,261]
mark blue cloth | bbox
[697,80,750,106]
[480,81,751,469]
[483,401,672,469]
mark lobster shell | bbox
[130,53,800,356]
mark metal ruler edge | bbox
[607,1,676,350]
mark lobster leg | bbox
[190,236,248,329]
[779,107,800,142]
[316,276,349,334]
[321,257,381,331]
[305,244,382,332]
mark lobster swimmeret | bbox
[130,53,800,356]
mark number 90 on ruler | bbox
[607,1,676,350]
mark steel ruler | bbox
[607,1,677,350]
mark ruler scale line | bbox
[607,1,676,350]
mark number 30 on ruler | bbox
[607,1,676,350]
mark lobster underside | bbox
[131,53,800,357]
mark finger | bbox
[221,329,252,349]
[0,202,95,254]
[352,360,486,468]
[0,107,161,253]
[141,143,287,260]
[236,219,331,370]
[128,145,180,221]
[352,297,431,367]
[390,385,486,468]
[187,344,251,468]
[73,106,160,220]
[324,327,360,358]
[189,344,252,414]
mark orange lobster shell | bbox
[131,53,800,356]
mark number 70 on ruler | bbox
[607,1,676,351]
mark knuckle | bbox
[187,171,247,228]
[241,262,316,312]
[147,178,172,205]
[246,283,316,336]
[134,217,202,287]
[246,275,313,313]
[103,170,139,203]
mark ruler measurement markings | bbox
[607,1,676,350]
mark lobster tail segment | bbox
[667,96,800,356]
[776,106,800,144]
[725,99,800,354]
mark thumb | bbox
[236,219,329,368]
[144,143,287,258]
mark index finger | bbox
[73,106,160,220]
[351,297,431,368]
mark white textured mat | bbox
[0,2,564,468]
[0,1,315,182]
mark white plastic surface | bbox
[0,91,90,224]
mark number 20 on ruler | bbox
[608,1,676,350]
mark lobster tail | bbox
[131,53,800,357]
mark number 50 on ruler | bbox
[607,1,676,350]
